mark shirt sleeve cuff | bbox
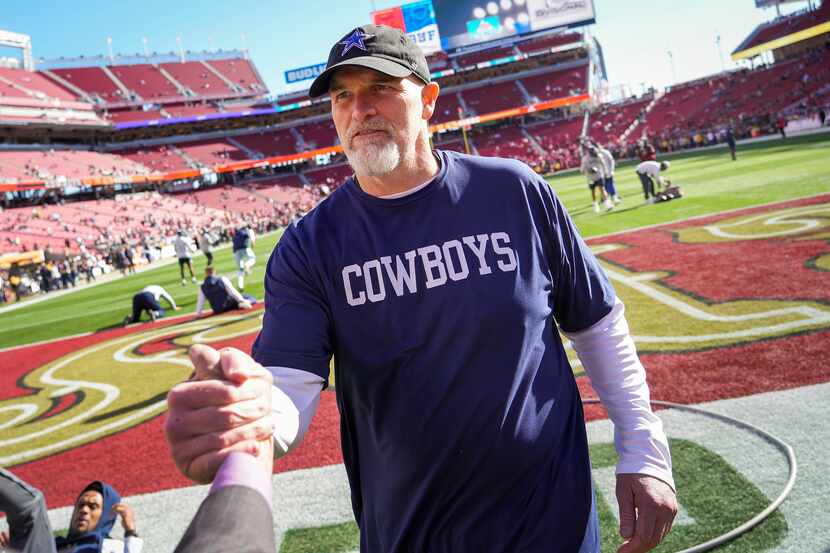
[210,451,272,505]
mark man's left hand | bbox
[616,473,677,553]
[112,503,136,535]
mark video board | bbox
[371,0,442,55]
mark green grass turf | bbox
[1,132,828,349]
[280,521,360,553]
[0,234,282,349]
[275,439,787,552]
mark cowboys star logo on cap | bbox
[339,29,374,56]
[309,24,431,98]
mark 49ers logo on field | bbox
[0,312,263,467]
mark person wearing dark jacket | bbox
[0,474,142,553]
[195,266,256,317]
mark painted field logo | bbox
[0,312,263,466]
[563,201,830,366]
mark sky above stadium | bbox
[0,0,811,99]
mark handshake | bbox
[165,344,276,483]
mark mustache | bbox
[348,122,393,143]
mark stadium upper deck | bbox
[3,17,830,247]
[732,1,830,60]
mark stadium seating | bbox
[426,51,451,71]
[462,81,525,114]
[432,92,464,123]
[108,64,181,100]
[116,145,192,172]
[521,65,588,103]
[163,103,222,118]
[0,68,77,101]
[296,120,339,149]
[47,66,125,102]
[233,129,298,157]
[0,192,228,254]
[0,150,149,180]
[473,125,538,164]
[640,75,728,138]
[525,116,584,168]
[107,109,166,123]
[303,163,353,189]
[516,33,583,54]
[588,97,650,147]
[734,2,830,54]
[177,139,248,165]
[159,61,235,96]
[456,45,517,68]
[204,59,265,93]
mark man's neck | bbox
[355,146,439,198]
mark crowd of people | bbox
[0,178,329,303]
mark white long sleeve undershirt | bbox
[266,366,325,457]
[264,298,674,490]
[563,298,675,490]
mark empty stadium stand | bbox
[159,61,235,96]
[232,129,298,157]
[47,66,125,103]
[462,81,526,114]
[733,2,830,56]
[116,145,192,172]
[0,67,77,101]
[296,120,339,149]
[521,65,588,103]
[0,149,149,180]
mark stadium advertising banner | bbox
[754,0,801,7]
[433,0,596,51]
[371,0,442,55]
[284,62,329,84]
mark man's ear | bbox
[421,82,440,121]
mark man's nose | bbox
[351,91,377,122]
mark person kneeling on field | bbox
[123,284,180,326]
[1,470,143,553]
[195,266,257,317]
[636,160,671,204]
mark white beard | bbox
[346,138,401,177]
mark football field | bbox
[1,133,829,552]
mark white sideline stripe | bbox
[586,191,830,242]
[26,384,828,553]
[602,265,830,342]
[702,205,830,240]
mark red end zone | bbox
[3,195,829,508]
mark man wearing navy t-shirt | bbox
[165,25,677,553]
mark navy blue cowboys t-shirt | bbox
[253,150,614,553]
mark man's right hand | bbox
[165,344,274,484]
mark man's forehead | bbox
[329,67,407,90]
[78,490,103,504]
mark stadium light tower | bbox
[176,35,185,63]
[716,33,725,72]
[142,37,149,58]
[667,50,676,84]
[106,36,114,63]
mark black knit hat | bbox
[309,24,430,98]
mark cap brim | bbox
[309,56,414,98]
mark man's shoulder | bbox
[441,149,536,180]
